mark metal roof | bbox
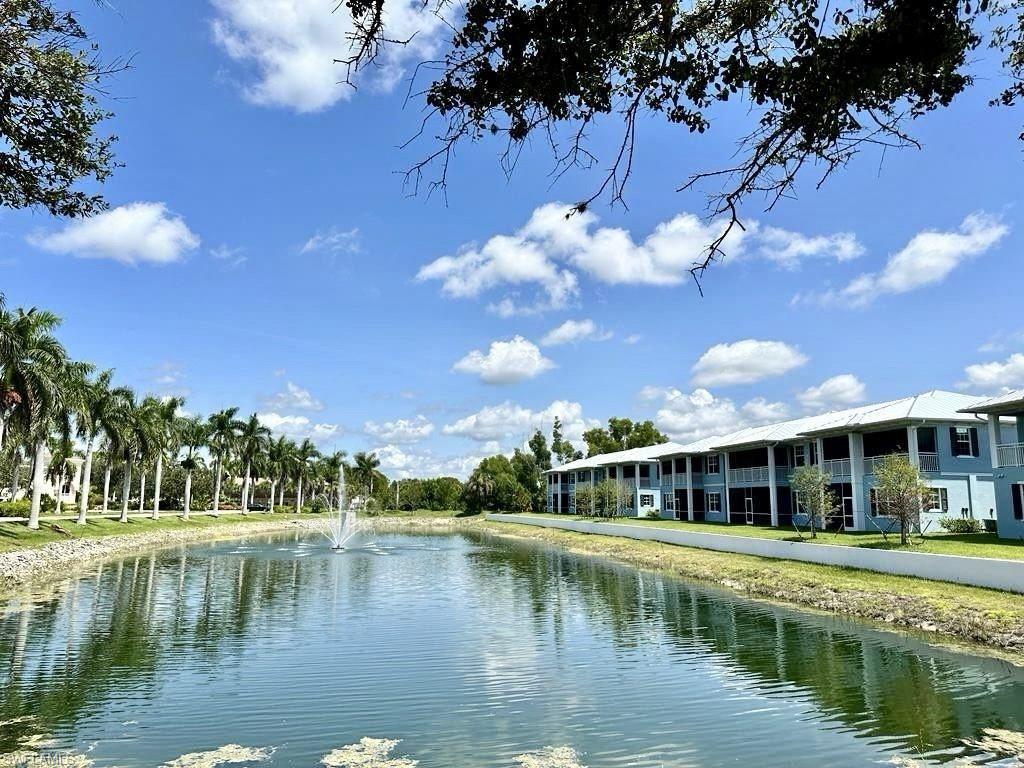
[547,390,991,474]
[957,389,1024,416]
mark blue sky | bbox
[3,1,1023,477]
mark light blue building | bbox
[547,391,999,533]
[959,392,1024,539]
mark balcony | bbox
[997,443,1024,468]
[821,458,851,478]
[863,452,939,474]
[728,466,770,484]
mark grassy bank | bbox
[0,513,308,554]
[483,520,1024,655]
[516,513,1024,560]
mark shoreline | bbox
[0,514,482,597]
[479,520,1024,659]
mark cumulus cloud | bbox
[803,212,1008,307]
[364,415,434,443]
[540,319,612,347]
[443,400,597,450]
[373,444,490,480]
[418,203,862,313]
[258,411,340,443]
[211,0,448,112]
[961,353,1024,392]
[749,226,863,269]
[641,387,788,443]
[796,374,867,411]
[264,381,324,411]
[29,202,200,265]
[301,227,361,255]
[452,336,556,385]
[691,339,808,388]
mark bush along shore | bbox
[481,520,1024,658]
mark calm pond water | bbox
[2,530,1024,767]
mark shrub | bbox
[0,499,30,517]
[275,504,295,515]
[309,496,329,514]
[643,507,662,519]
[939,516,983,534]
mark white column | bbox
[987,414,1001,468]
[685,456,694,522]
[722,452,731,522]
[767,446,778,527]
[815,438,824,468]
[848,432,866,531]
[907,426,920,467]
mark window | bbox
[639,493,655,507]
[926,487,949,513]
[951,426,979,457]
[707,492,721,513]
[793,444,806,467]
[1013,484,1024,521]
[869,489,882,517]
[665,494,676,512]
[705,455,720,475]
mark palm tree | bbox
[74,370,131,524]
[108,392,158,524]
[148,396,184,520]
[44,436,77,512]
[321,451,348,509]
[236,413,270,514]
[353,451,381,495]
[294,438,318,513]
[207,407,241,514]
[265,436,288,513]
[177,415,207,521]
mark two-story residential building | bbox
[546,390,998,532]
[958,391,1024,539]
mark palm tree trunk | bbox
[213,456,222,515]
[120,459,132,523]
[138,469,146,514]
[0,413,5,453]
[102,463,111,514]
[269,480,276,513]
[77,437,94,525]
[296,476,303,513]
[10,459,20,501]
[278,481,285,506]
[152,453,163,520]
[183,469,192,521]
[242,459,251,514]
[28,440,46,530]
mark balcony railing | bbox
[728,466,770,484]
[821,458,852,478]
[997,442,1024,468]
[863,452,939,474]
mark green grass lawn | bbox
[0,513,305,554]
[513,513,1024,561]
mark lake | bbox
[1,530,1023,766]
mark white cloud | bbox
[29,202,200,265]
[374,444,489,480]
[796,374,866,411]
[809,212,1008,307]
[258,411,340,443]
[692,339,808,388]
[443,400,597,449]
[210,244,247,268]
[750,226,863,269]
[264,381,324,411]
[418,202,862,313]
[452,336,555,385]
[540,319,612,347]
[301,227,361,254]
[211,0,447,113]
[364,415,434,443]
[641,387,788,443]
[962,353,1024,391]
[623,334,643,345]
[147,361,190,397]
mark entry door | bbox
[745,496,754,525]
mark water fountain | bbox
[321,462,359,550]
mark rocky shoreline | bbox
[0,515,482,596]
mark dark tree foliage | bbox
[583,417,667,457]
[344,0,1019,281]
[0,0,118,217]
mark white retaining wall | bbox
[487,514,1024,594]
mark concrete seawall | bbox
[487,514,1024,594]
